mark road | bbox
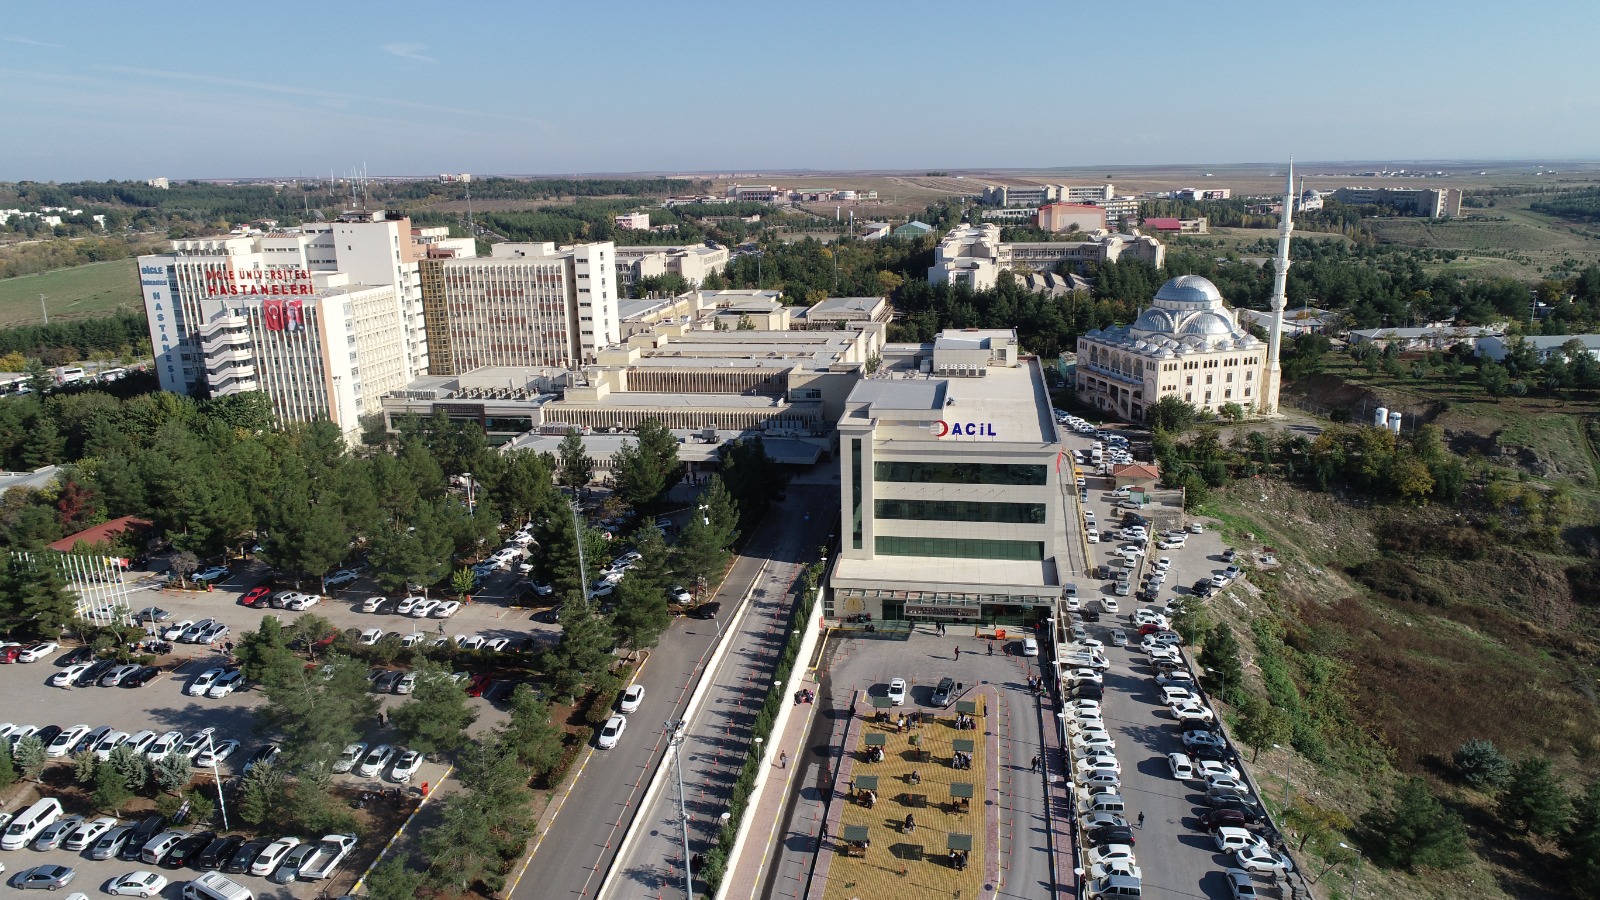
[514,484,833,900]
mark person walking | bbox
[1030,755,1041,773]
[1137,811,1146,829]
[779,751,788,769]
[954,646,960,660]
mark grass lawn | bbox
[0,259,141,327]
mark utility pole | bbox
[570,500,589,603]
[40,294,48,325]
[668,720,693,899]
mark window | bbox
[875,536,1044,561]
[874,461,1048,486]
[851,439,864,550]
[875,499,1046,525]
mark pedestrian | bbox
[954,646,960,660]
[1031,755,1040,772]
[779,751,788,769]
[1137,811,1146,829]
[819,821,829,842]
[987,642,993,656]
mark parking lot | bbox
[1056,419,1294,899]
[0,556,545,898]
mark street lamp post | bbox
[462,472,474,517]
[1339,842,1362,899]
[1273,743,1292,812]
[570,501,590,604]
[200,731,229,830]
[668,720,693,900]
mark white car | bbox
[395,595,426,615]
[410,599,441,618]
[18,641,58,663]
[401,632,426,648]
[1064,668,1102,686]
[598,715,627,749]
[47,724,91,757]
[250,837,303,877]
[50,663,93,687]
[333,742,368,774]
[620,684,645,714]
[1170,701,1216,723]
[1155,557,1171,572]
[1169,752,1196,780]
[286,593,320,610]
[146,731,184,761]
[1236,845,1293,877]
[187,668,225,696]
[1156,670,1194,688]
[1023,637,1040,657]
[455,634,486,650]
[1197,759,1242,781]
[358,627,384,646]
[1183,730,1227,751]
[430,600,462,618]
[1072,732,1116,753]
[361,596,388,613]
[207,669,244,698]
[64,815,118,851]
[93,731,131,760]
[1077,769,1121,791]
[299,832,358,880]
[176,728,215,760]
[1207,774,1252,795]
[1077,754,1121,776]
[1086,842,1137,869]
[194,739,240,768]
[1161,686,1196,706]
[108,870,169,896]
[192,565,230,583]
[1085,531,1099,544]
[389,749,423,782]
[887,678,907,706]
[325,569,360,587]
[356,744,396,777]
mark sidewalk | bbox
[719,671,825,899]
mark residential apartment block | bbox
[1333,186,1463,218]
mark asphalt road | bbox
[516,484,834,900]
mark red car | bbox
[241,587,272,607]
[467,673,494,697]
[0,645,20,664]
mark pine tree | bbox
[12,735,46,781]
[1500,756,1570,838]
[153,752,193,793]
[558,428,594,492]
[0,741,16,789]
[500,686,566,783]
[237,762,287,827]
[611,523,671,654]
[92,763,133,814]
[1198,623,1244,705]
[674,475,739,587]
[545,600,614,703]
[391,661,477,755]
[1361,776,1469,870]
[1562,780,1600,899]
[1453,739,1511,789]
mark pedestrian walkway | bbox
[718,671,824,899]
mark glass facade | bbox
[850,439,863,550]
[874,536,1044,561]
[874,460,1048,486]
[875,498,1046,525]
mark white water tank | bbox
[1374,406,1389,428]
[1388,411,1403,434]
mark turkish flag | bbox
[263,299,285,331]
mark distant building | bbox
[792,296,892,331]
[1141,217,1208,234]
[725,184,788,203]
[613,243,729,291]
[614,212,650,230]
[1173,188,1231,201]
[1238,306,1333,336]
[438,173,472,183]
[978,207,1040,224]
[1091,196,1142,228]
[981,183,1115,207]
[1038,203,1107,233]
[1348,324,1502,351]
[1333,187,1463,218]
[859,222,893,241]
[929,224,1164,290]
[1477,333,1600,362]
[147,177,169,189]
[894,221,934,239]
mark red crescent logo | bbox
[934,421,950,437]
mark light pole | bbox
[462,473,474,516]
[1339,842,1362,899]
[668,720,693,899]
[570,501,589,604]
[1205,666,1225,704]
[200,730,228,830]
[1273,743,1292,813]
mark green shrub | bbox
[1453,739,1511,789]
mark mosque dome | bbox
[1154,275,1224,307]
[1132,308,1175,334]
[1179,311,1235,336]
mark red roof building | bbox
[1142,217,1183,231]
[50,515,153,553]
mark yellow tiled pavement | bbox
[825,711,987,900]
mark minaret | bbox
[1263,161,1295,414]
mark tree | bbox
[1361,776,1470,870]
[1499,756,1570,838]
[234,616,300,685]
[1150,395,1198,433]
[391,660,478,754]
[497,450,555,528]
[1453,739,1511,789]
[1563,780,1600,899]
[168,549,199,586]
[1390,455,1435,503]
[1218,402,1245,422]
[610,523,672,654]
[500,685,567,782]
[365,854,427,900]
[422,793,503,894]
[1198,623,1244,705]
[543,600,614,702]
[451,566,476,601]
[237,762,288,827]
[674,475,739,587]
[717,437,788,528]
[153,752,192,793]
[73,750,97,785]
[257,653,378,771]
[0,741,15,789]
[612,419,681,509]
[558,428,593,492]
[1233,694,1291,764]
[12,734,45,781]
[105,744,150,793]
[92,761,134,814]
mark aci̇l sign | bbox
[932,421,998,438]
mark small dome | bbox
[1179,311,1234,336]
[1154,275,1224,306]
[1132,308,1175,333]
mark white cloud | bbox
[383,42,436,64]
[3,35,62,48]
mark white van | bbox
[2,797,63,850]
[182,871,254,900]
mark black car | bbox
[1198,807,1260,830]
[374,596,400,614]
[56,646,95,667]
[223,837,272,874]
[1085,824,1136,846]
[1208,798,1266,823]
[1175,715,1212,733]
[119,815,168,861]
[1081,608,1102,623]
[1190,743,1233,762]
[162,830,216,868]
[195,834,244,870]
[688,602,721,620]
[1205,788,1261,809]
[1073,683,1105,701]
[122,665,162,688]
[75,659,114,687]
[32,725,63,749]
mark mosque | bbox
[1075,165,1298,421]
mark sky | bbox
[3,0,1598,181]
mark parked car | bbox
[146,731,184,761]
[46,724,91,758]
[107,870,168,897]
[298,833,358,880]
[31,815,86,851]
[619,684,645,713]
[162,830,216,868]
[430,600,462,618]
[241,586,272,607]
[177,728,216,760]
[194,739,239,770]
[191,566,230,583]
[187,668,225,696]
[122,665,161,688]
[332,742,367,774]
[325,569,360,587]
[886,677,907,706]
[50,664,92,687]
[931,677,957,707]
[195,834,246,870]
[139,830,187,865]
[249,837,303,877]
[207,669,244,698]
[241,743,280,775]
[223,837,272,874]
[597,715,627,749]
[18,642,59,663]
[389,749,422,782]
[270,842,320,884]
[356,744,396,777]
[90,825,135,861]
